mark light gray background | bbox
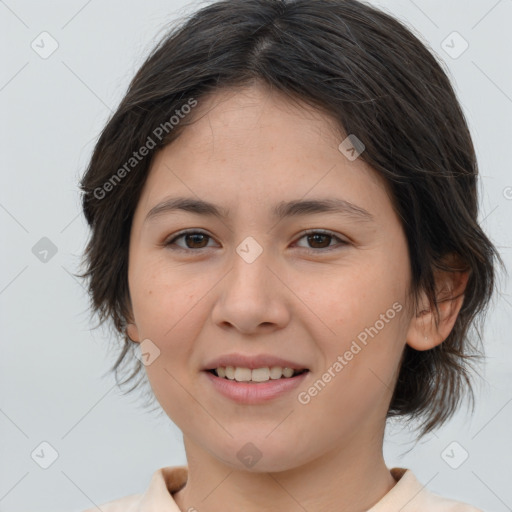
[1,0,511,511]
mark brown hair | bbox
[78,0,504,437]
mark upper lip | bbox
[203,353,309,371]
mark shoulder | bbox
[80,492,142,512]
[371,468,484,512]
[418,492,484,512]
[414,486,484,512]
[77,465,187,512]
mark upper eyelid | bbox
[165,229,347,249]
[164,229,215,245]
[294,230,348,248]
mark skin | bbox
[126,82,468,512]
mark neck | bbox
[172,430,397,512]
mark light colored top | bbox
[82,466,483,512]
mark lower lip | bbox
[203,370,309,404]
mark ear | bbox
[406,254,470,351]
[124,296,140,343]
[126,322,141,343]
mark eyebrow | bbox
[144,196,375,224]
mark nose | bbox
[210,246,291,334]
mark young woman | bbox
[79,0,502,510]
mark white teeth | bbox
[225,366,235,379]
[270,366,283,379]
[234,367,252,382]
[252,367,270,382]
[282,367,294,378]
[213,366,303,382]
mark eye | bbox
[164,229,217,251]
[294,229,348,252]
[163,229,348,253]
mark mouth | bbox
[205,367,310,383]
[203,366,310,404]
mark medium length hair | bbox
[79,0,504,437]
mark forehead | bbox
[135,83,394,223]
[176,82,345,153]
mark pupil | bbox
[309,234,330,248]
[187,234,207,248]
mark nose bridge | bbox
[211,234,289,332]
[230,234,272,297]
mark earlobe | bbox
[406,263,470,352]
[406,306,442,351]
[126,322,141,343]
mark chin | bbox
[210,441,308,474]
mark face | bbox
[126,83,413,472]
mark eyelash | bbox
[163,229,348,253]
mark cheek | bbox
[128,259,216,382]
[307,257,406,338]
[130,257,201,333]
[302,247,409,388]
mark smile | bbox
[208,366,308,382]
[203,368,310,404]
